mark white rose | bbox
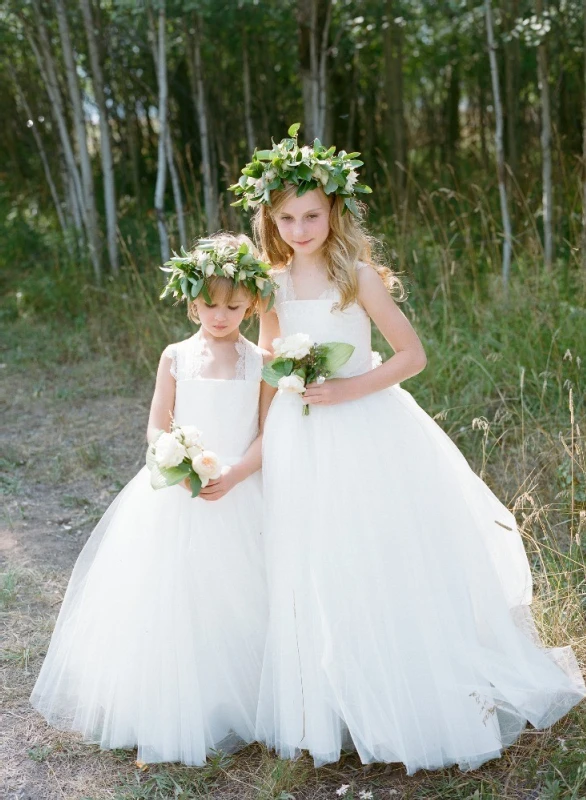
[344,169,358,193]
[274,333,313,360]
[192,450,222,488]
[254,177,265,193]
[278,374,306,394]
[312,165,329,186]
[205,261,215,277]
[222,262,236,277]
[265,167,277,182]
[300,145,312,161]
[247,176,257,187]
[155,432,187,468]
[272,337,282,352]
[371,351,383,368]
[186,444,203,460]
[181,425,203,448]
[239,270,247,281]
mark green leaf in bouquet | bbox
[262,358,293,386]
[150,460,191,490]
[189,471,203,498]
[321,342,355,375]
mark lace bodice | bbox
[271,264,374,379]
[162,332,263,459]
[165,332,264,382]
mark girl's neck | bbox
[198,326,241,345]
[290,250,328,274]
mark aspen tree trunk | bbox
[485,0,513,285]
[536,0,553,270]
[503,0,519,175]
[166,128,187,249]
[53,0,102,280]
[316,0,332,141]
[242,28,256,154]
[298,0,330,141]
[25,6,86,244]
[153,4,170,264]
[384,0,408,200]
[10,67,68,239]
[80,0,118,274]
[187,17,219,231]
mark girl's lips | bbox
[293,239,312,246]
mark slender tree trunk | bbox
[10,67,68,239]
[503,0,519,175]
[536,0,553,270]
[242,28,256,154]
[485,0,513,285]
[53,0,102,280]
[446,62,460,163]
[384,0,407,200]
[187,16,219,231]
[80,0,118,274]
[298,0,330,141]
[166,127,187,249]
[124,92,142,208]
[24,6,86,242]
[152,4,170,264]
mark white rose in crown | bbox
[278,374,306,394]
[192,450,222,487]
[155,432,187,468]
[312,165,330,186]
[273,333,313,360]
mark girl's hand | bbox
[302,378,357,408]
[198,466,239,502]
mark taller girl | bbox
[231,125,585,774]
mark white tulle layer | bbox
[31,467,267,765]
[258,386,585,775]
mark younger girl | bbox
[231,130,585,774]
[30,233,275,766]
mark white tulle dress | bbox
[257,265,585,774]
[31,332,267,765]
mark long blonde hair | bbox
[252,185,404,309]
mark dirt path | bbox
[0,350,154,799]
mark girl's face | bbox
[273,189,331,257]
[193,288,251,339]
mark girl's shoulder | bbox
[235,335,268,381]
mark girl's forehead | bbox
[279,189,329,215]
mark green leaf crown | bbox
[160,239,277,309]
[229,122,372,217]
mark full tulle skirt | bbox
[257,386,585,774]
[31,466,267,765]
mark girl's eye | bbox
[228,306,240,311]
[307,214,318,219]
[205,303,216,308]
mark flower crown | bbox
[229,123,372,217]
[160,239,276,310]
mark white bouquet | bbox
[262,333,355,416]
[146,423,221,497]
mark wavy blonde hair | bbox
[252,185,404,310]
[186,232,259,323]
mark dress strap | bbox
[235,336,264,382]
